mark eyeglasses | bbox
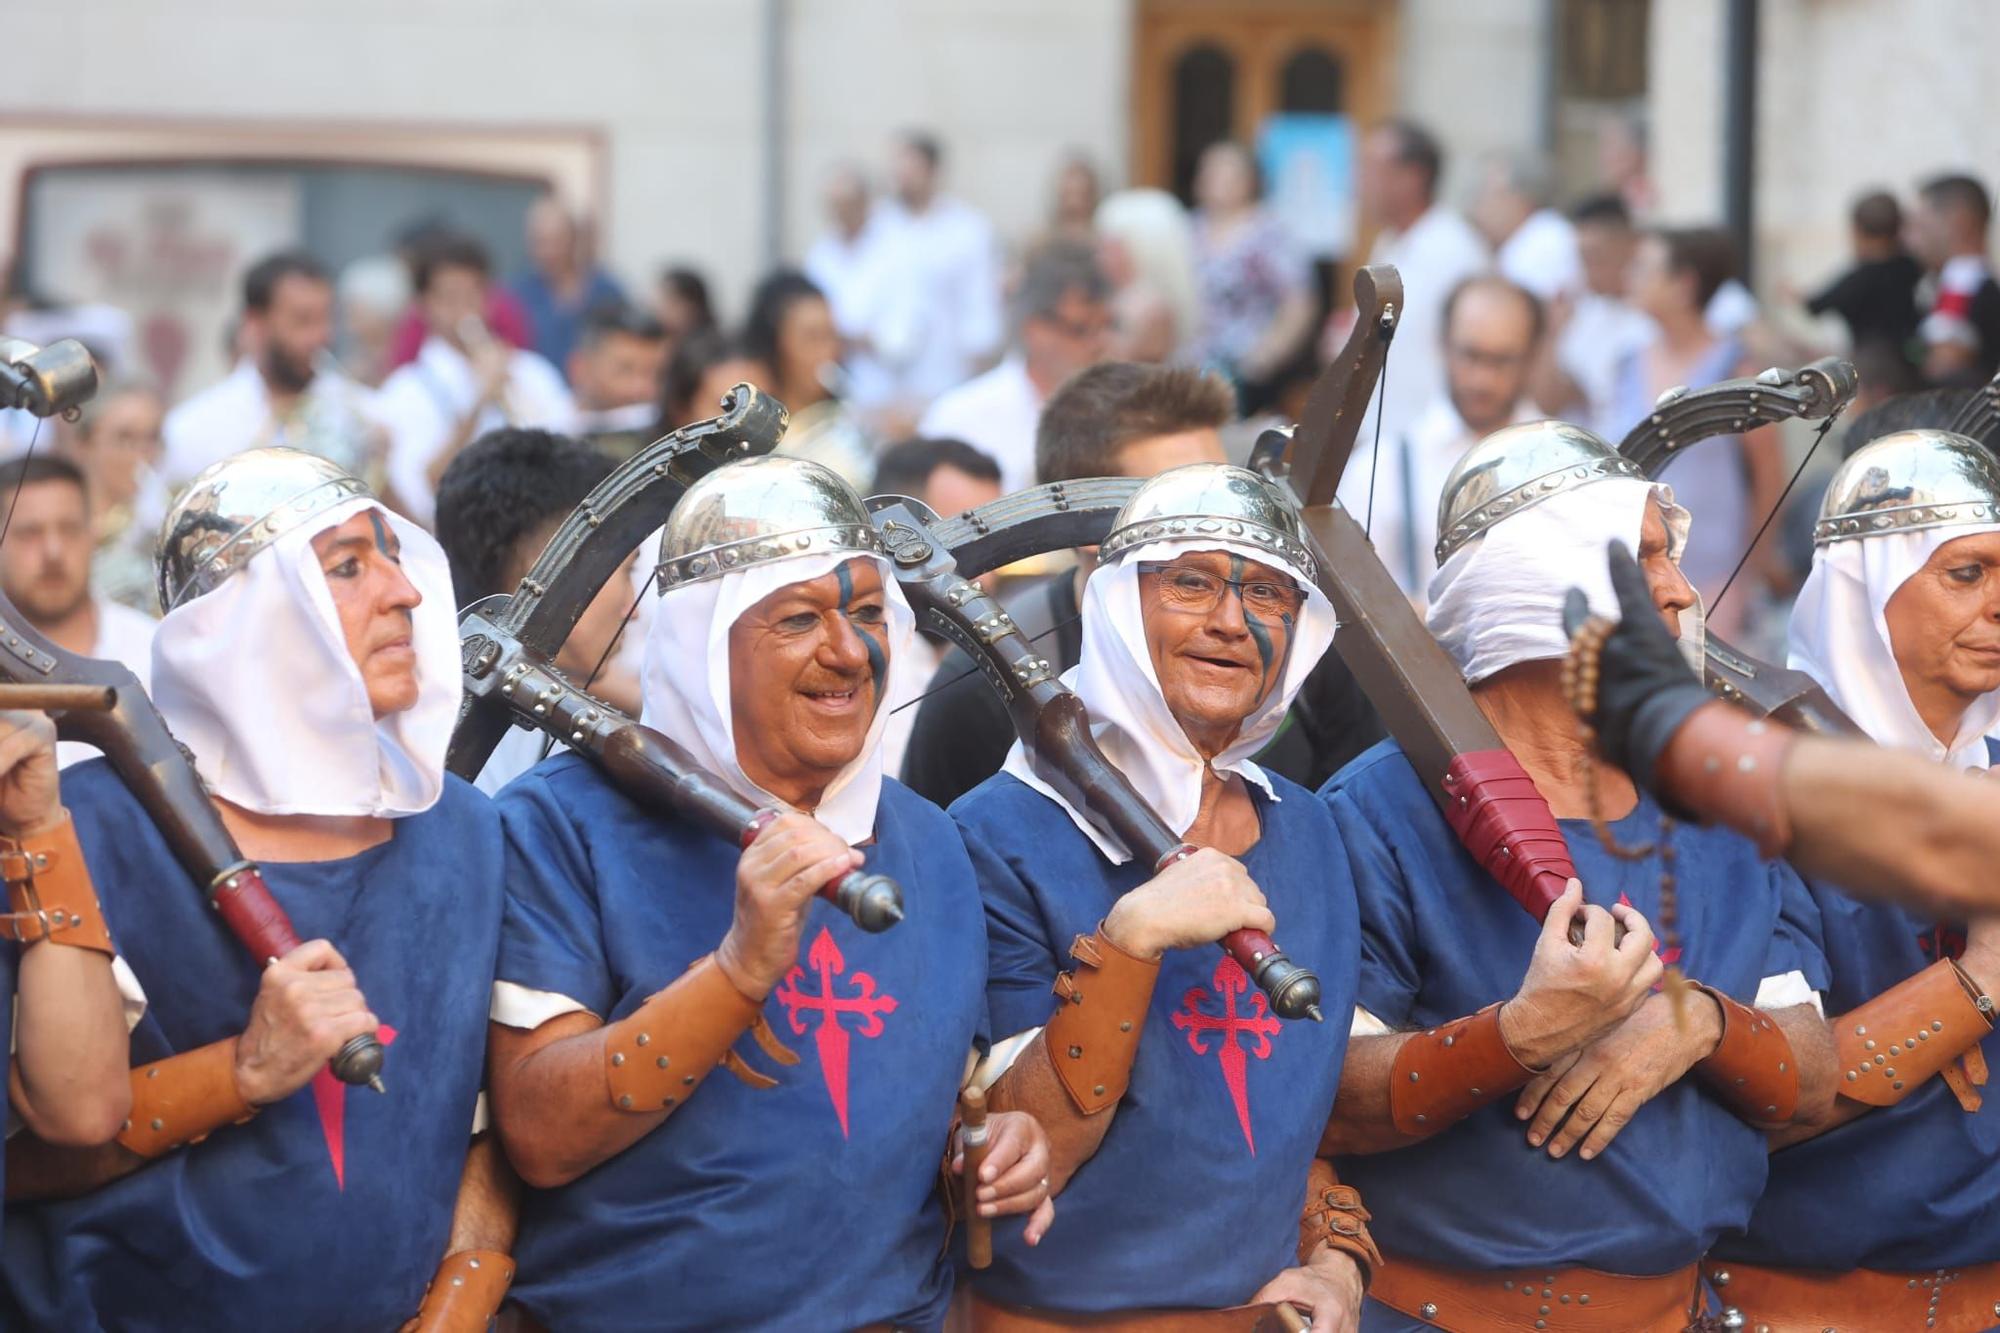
[1137,562,1305,619]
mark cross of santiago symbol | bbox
[310,1022,398,1190]
[774,926,898,1138]
[1171,956,1279,1154]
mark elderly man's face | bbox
[1883,530,2000,727]
[1137,548,1303,758]
[1635,499,1695,639]
[728,558,891,804]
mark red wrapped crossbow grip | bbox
[210,864,386,1090]
[740,810,904,933]
[1156,843,1323,1022]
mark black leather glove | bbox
[1561,540,1713,800]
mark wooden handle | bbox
[1270,1303,1310,1332]
[0,684,116,712]
[959,1084,993,1270]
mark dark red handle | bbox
[741,808,904,932]
[1153,843,1321,1021]
[209,866,303,963]
[1440,750,1577,923]
[208,866,387,1089]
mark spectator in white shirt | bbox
[0,456,156,767]
[1533,193,1657,425]
[871,131,1005,420]
[804,163,903,416]
[1471,151,1582,302]
[1339,274,1544,599]
[917,241,1112,493]
[1359,119,1491,453]
[162,251,387,491]
[374,234,576,527]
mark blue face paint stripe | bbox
[833,560,888,704]
[367,510,394,557]
[1231,554,1277,684]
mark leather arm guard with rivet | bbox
[1043,924,1161,1116]
[1300,1156,1384,1286]
[411,1249,515,1332]
[604,953,797,1114]
[1835,958,1993,1109]
[0,813,113,954]
[1387,1003,1539,1137]
[116,1037,258,1158]
[1690,982,1801,1126]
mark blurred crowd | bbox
[1,118,1996,784]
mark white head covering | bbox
[150,496,461,818]
[1426,477,1703,685]
[1002,539,1337,863]
[1789,523,2000,769]
[640,549,917,845]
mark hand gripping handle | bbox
[740,810,906,933]
[1156,844,1324,1022]
[209,865,387,1091]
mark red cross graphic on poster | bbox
[775,927,898,1138]
[1171,957,1280,1154]
[311,1023,398,1189]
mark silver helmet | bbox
[157,447,371,611]
[1434,420,1644,565]
[1813,430,2000,546]
[655,454,883,591]
[1097,463,1315,580]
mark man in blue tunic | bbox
[952,463,1384,1332]
[1682,428,2000,1330]
[0,710,135,1197]
[485,455,1053,1332]
[1321,423,1837,1332]
[1,448,515,1331]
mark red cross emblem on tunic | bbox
[1921,924,1968,962]
[311,1022,398,1190]
[774,926,898,1138]
[1171,956,1280,1154]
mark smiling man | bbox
[485,455,1054,1330]
[951,464,1380,1332]
[1693,428,2000,1330]
[0,448,513,1331]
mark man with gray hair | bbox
[917,239,1112,492]
[1472,150,1583,301]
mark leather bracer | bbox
[0,813,112,955]
[117,1037,258,1158]
[604,953,796,1114]
[1653,703,1796,858]
[412,1249,515,1333]
[1690,982,1800,1125]
[1300,1156,1383,1286]
[1388,1003,1538,1136]
[1836,958,1994,1109]
[1043,924,1161,1115]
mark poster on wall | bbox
[1258,113,1354,260]
[24,169,303,399]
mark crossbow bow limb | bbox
[1615,357,1865,735]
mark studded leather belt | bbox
[967,1291,1306,1332]
[1703,1259,2000,1333]
[1369,1254,1702,1331]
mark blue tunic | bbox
[1717,885,2000,1271]
[2,760,503,1332]
[495,755,987,1333]
[1320,740,1827,1333]
[952,771,1361,1314]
